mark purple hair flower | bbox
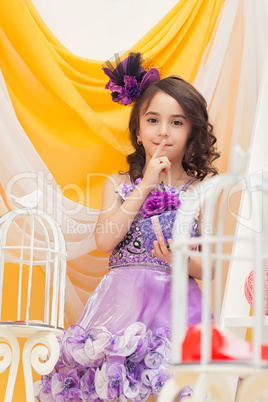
[123,75,142,101]
[103,52,160,106]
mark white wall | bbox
[31,0,179,60]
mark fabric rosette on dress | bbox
[137,180,198,252]
[34,323,173,401]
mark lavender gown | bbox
[35,179,202,402]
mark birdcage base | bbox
[0,325,62,401]
[158,364,268,402]
[0,321,63,337]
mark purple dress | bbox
[35,179,202,402]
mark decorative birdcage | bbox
[158,169,268,401]
[0,207,67,330]
[0,199,67,401]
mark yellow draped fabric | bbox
[0,0,225,208]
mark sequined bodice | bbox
[108,178,198,271]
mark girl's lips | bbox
[154,143,172,146]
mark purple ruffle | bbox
[34,322,172,402]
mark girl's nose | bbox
[159,123,169,137]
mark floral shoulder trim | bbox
[116,178,142,200]
[116,179,185,201]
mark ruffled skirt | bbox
[34,266,202,401]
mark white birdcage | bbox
[158,168,268,401]
[0,198,67,401]
[0,207,67,330]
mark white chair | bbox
[159,169,268,401]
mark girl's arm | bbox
[95,173,151,253]
[95,140,171,253]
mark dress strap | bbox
[180,178,196,191]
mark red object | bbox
[182,323,253,362]
[244,265,268,314]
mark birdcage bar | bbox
[40,211,63,328]
[5,258,57,264]
[0,209,18,321]
[17,215,28,321]
[58,259,66,328]
[171,246,188,364]
[25,213,35,324]
[35,210,65,328]
[34,214,52,325]
[51,253,60,327]
[214,185,231,322]
[2,246,61,252]
[251,189,265,366]
[174,236,268,260]
[200,175,228,365]
[201,241,212,365]
[0,240,5,322]
[58,229,67,328]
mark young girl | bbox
[35,54,220,402]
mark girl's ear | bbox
[136,133,142,146]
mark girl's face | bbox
[138,91,192,164]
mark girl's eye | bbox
[172,120,183,126]
[148,118,158,123]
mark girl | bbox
[35,54,220,402]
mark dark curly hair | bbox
[126,76,220,182]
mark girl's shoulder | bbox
[106,172,131,188]
[104,172,140,201]
[176,175,199,192]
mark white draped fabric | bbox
[0,0,267,325]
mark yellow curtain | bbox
[0,0,225,208]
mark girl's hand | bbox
[151,238,172,264]
[141,140,171,190]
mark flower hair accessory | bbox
[102,52,160,106]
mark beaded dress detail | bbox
[35,179,202,402]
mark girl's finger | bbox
[152,240,162,255]
[167,238,172,251]
[152,139,166,159]
[158,237,169,254]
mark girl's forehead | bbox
[140,91,183,115]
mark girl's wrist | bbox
[136,182,153,199]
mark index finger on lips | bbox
[152,139,166,160]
